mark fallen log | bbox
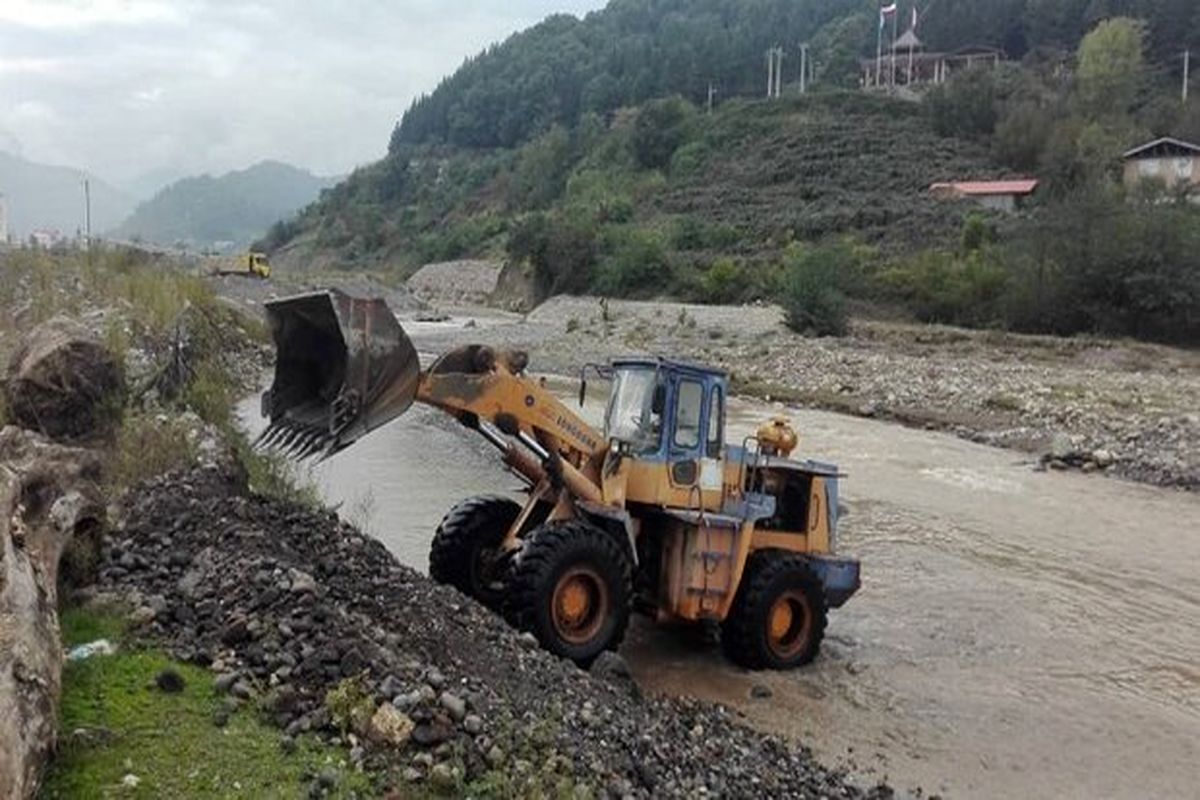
[0,428,103,799]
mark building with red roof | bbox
[929,179,1039,212]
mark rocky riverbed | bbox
[406,296,1200,491]
[84,464,895,799]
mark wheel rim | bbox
[551,567,608,645]
[766,590,812,659]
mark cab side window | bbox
[674,380,704,450]
[707,386,723,456]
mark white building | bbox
[1122,137,1200,194]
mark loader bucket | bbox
[258,289,419,459]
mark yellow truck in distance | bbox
[209,252,271,279]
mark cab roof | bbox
[611,356,728,379]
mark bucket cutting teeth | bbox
[258,288,420,461]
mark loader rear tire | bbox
[430,495,521,611]
[509,520,632,667]
[721,551,827,670]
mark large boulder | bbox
[3,317,124,442]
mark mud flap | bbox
[806,555,861,608]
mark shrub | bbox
[779,242,862,337]
[593,228,672,297]
[669,140,710,177]
[630,96,696,170]
[701,259,746,304]
[876,250,1008,327]
[507,213,598,300]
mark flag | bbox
[879,3,897,29]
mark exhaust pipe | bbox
[258,289,419,460]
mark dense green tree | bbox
[630,97,697,170]
[1075,17,1147,117]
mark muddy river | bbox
[238,373,1200,798]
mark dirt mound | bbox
[3,318,124,442]
[407,260,502,305]
[93,467,891,798]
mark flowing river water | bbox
[237,367,1200,799]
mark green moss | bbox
[42,612,373,800]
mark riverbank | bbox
[79,462,893,798]
[2,251,898,798]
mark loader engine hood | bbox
[258,289,419,459]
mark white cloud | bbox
[0,0,606,186]
[0,0,184,29]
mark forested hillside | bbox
[394,0,1200,150]
[264,92,996,286]
[264,0,1200,344]
[111,161,336,250]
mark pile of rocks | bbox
[89,466,893,798]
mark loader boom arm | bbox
[417,358,607,503]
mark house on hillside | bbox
[861,29,1004,90]
[929,179,1039,212]
[1121,137,1200,194]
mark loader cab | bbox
[605,358,727,492]
[248,252,271,279]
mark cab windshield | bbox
[604,368,662,454]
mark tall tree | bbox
[1075,17,1147,117]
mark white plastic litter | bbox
[66,639,117,661]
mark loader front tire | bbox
[430,495,521,611]
[721,551,827,670]
[509,520,632,667]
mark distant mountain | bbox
[110,161,337,250]
[119,166,188,202]
[0,151,134,239]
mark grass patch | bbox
[105,413,200,494]
[42,611,373,800]
[60,607,128,647]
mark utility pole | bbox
[1184,49,1191,104]
[82,178,92,265]
[800,43,809,94]
[767,48,774,98]
[775,48,784,98]
[766,48,784,99]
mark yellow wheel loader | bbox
[258,289,860,669]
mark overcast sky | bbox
[0,0,607,189]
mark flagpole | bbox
[890,11,898,88]
[875,12,884,88]
[907,4,917,86]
